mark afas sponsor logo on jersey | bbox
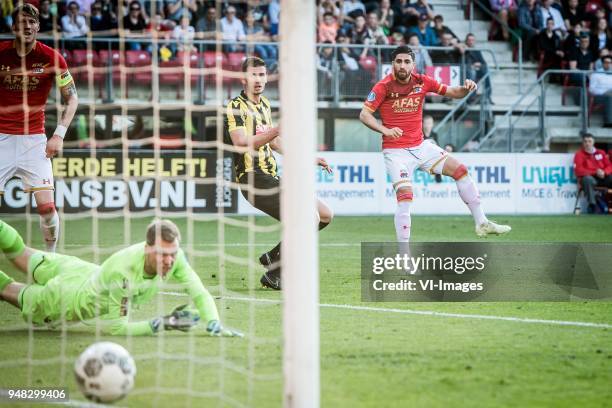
[2,74,40,91]
[391,96,422,113]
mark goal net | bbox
[0,0,317,406]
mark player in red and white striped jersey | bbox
[0,4,78,251]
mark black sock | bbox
[267,242,281,263]
[319,221,330,230]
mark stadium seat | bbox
[126,50,152,85]
[159,59,185,98]
[96,50,123,99]
[224,52,247,97]
[71,49,102,84]
[359,56,378,81]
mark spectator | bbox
[538,17,565,76]
[407,33,432,73]
[342,0,366,24]
[430,32,463,64]
[268,0,280,39]
[319,12,340,43]
[363,12,389,46]
[245,11,277,68]
[248,0,270,31]
[569,34,595,84]
[336,32,369,96]
[38,0,56,34]
[316,42,335,98]
[489,0,518,41]
[563,0,586,30]
[100,0,118,20]
[518,0,544,61]
[348,14,368,43]
[318,0,341,24]
[391,0,411,32]
[465,33,493,104]
[405,0,435,27]
[172,15,195,52]
[407,14,439,47]
[564,21,584,57]
[590,18,612,59]
[123,0,148,50]
[574,133,612,213]
[220,5,246,52]
[90,0,117,35]
[433,14,459,44]
[379,0,395,35]
[1,0,13,33]
[165,0,197,24]
[61,1,90,45]
[195,6,217,40]
[74,0,96,17]
[540,0,567,36]
[423,115,438,144]
[589,55,612,111]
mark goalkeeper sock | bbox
[455,176,487,226]
[261,242,281,267]
[0,270,14,293]
[38,204,59,252]
[319,221,329,230]
[0,220,26,259]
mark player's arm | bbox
[444,79,478,99]
[359,108,402,138]
[172,253,242,337]
[269,135,282,153]
[46,72,79,158]
[226,102,279,150]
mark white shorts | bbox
[0,134,54,194]
[384,140,448,192]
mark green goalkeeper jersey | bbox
[21,243,219,336]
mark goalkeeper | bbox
[0,219,240,337]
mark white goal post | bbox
[280,1,320,407]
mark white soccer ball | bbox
[74,342,136,403]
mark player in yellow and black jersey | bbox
[224,57,333,290]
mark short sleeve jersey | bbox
[0,41,72,135]
[363,72,447,149]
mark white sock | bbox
[39,211,59,252]
[394,200,412,242]
[456,176,488,226]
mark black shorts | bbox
[238,171,280,221]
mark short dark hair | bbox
[391,45,415,62]
[146,219,181,245]
[241,56,266,72]
[582,132,594,139]
[11,4,39,24]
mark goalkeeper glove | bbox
[150,304,200,333]
[206,320,244,337]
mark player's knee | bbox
[37,202,56,218]
[452,164,469,181]
[396,188,413,202]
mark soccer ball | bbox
[74,342,136,403]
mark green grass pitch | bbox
[0,215,611,407]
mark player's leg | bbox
[0,219,40,273]
[32,190,59,252]
[384,149,415,242]
[0,272,26,308]
[18,134,59,252]
[439,155,511,237]
[317,199,333,230]
[238,172,282,289]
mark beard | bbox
[394,68,409,81]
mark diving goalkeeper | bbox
[0,219,240,337]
